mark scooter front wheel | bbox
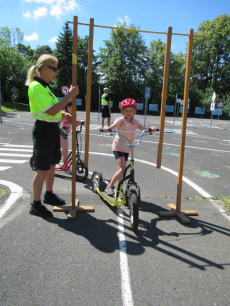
[75,162,88,182]
[128,187,139,231]
[91,170,103,193]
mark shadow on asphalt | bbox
[47,176,230,271]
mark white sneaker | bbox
[65,168,72,174]
[105,185,115,196]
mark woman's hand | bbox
[69,85,79,98]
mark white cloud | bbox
[63,0,80,13]
[23,11,32,18]
[117,15,131,25]
[48,36,58,43]
[22,0,80,20]
[50,2,64,19]
[24,0,55,4]
[24,32,39,41]
[33,6,48,20]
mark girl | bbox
[103,98,157,197]
[58,100,83,174]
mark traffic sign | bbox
[210,103,215,111]
[145,88,151,99]
[11,87,18,94]
[212,92,216,102]
[217,102,223,108]
[62,86,69,95]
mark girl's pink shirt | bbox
[111,117,140,153]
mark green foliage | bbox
[192,14,230,97]
[1,15,230,116]
[53,22,73,97]
[98,22,148,108]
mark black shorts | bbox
[32,120,61,171]
[113,151,129,161]
[101,105,110,118]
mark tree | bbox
[0,27,24,47]
[0,45,30,103]
[53,22,73,96]
[192,14,230,97]
[98,22,148,107]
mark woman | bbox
[26,54,79,217]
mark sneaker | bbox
[119,190,124,199]
[29,203,53,217]
[55,164,61,169]
[43,193,66,206]
[65,168,72,174]
[105,185,115,196]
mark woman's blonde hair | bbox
[25,54,58,86]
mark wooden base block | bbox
[158,203,198,224]
[53,198,94,220]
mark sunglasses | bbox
[47,66,58,72]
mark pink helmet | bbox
[120,98,137,110]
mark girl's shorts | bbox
[60,128,68,140]
[113,151,129,161]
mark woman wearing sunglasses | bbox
[25,54,79,218]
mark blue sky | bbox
[1,0,230,55]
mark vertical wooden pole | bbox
[84,18,94,167]
[176,29,193,213]
[157,27,172,169]
[71,16,78,208]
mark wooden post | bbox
[84,18,94,168]
[71,15,78,210]
[157,27,172,169]
[158,29,198,224]
[53,16,94,218]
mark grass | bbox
[1,100,30,112]
[0,189,10,197]
[156,195,230,215]
[185,195,230,215]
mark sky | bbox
[1,0,230,56]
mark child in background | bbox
[58,100,83,174]
[103,98,157,197]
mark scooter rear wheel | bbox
[91,170,103,193]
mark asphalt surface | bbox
[0,111,230,306]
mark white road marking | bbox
[0,180,23,219]
[117,207,134,306]
[0,159,27,163]
[0,153,31,157]
[2,144,33,148]
[0,148,33,152]
[193,140,208,143]
[0,166,11,171]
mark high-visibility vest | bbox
[101,93,110,106]
[29,80,62,123]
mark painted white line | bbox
[0,159,28,163]
[2,144,33,148]
[117,207,134,306]
[0,180,23,219]
[0,166,11,171]
[0,153,31,157]
[219,143,230,146]
[193,140,208,143]
[0,148,33,152]
[2,119,33,126]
